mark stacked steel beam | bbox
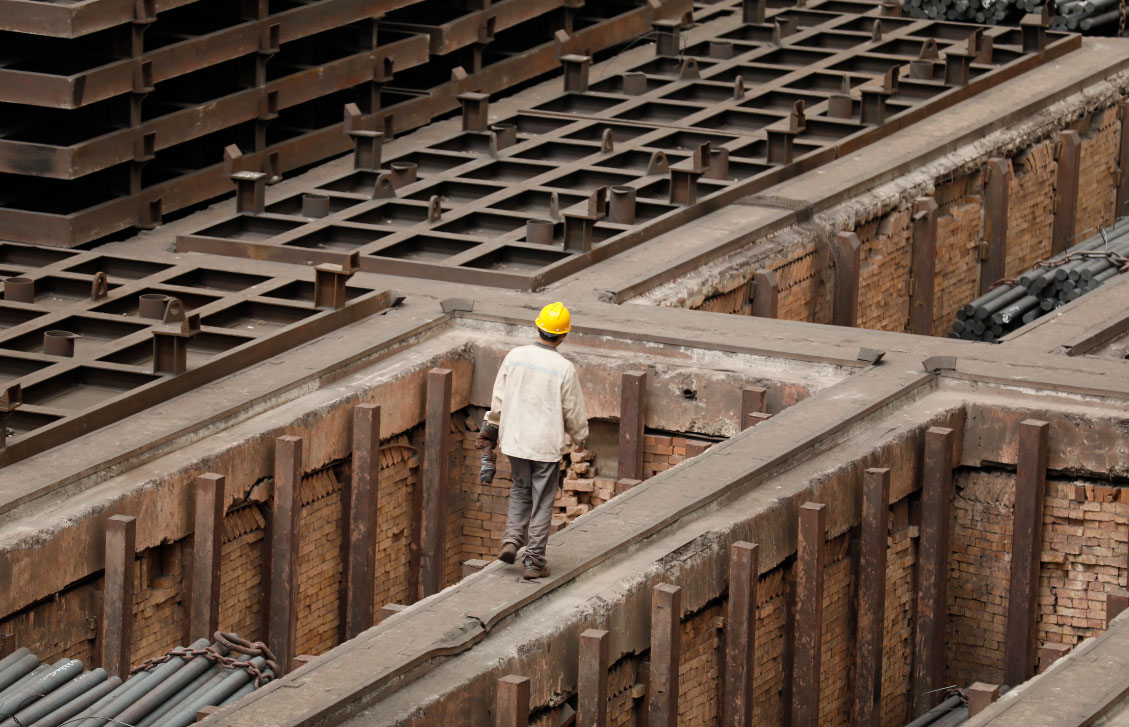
[0,635,274,726]
[0,0,688,247]
[952,220,1129,341]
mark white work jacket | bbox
[485,343,589,463]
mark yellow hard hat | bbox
[535,302,571,335]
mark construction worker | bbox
[476,302,588,579]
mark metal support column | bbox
[855,468,890,727]
[751,270,779,319]
[741,387,768,431]
[1052,131,1081,255]
[618,371,647,481]
[723,541,759,727]
[648,583,681,727]
[101,514,137,681]
[269,435,302,676]
[497,675,531,727]
[579,629,610,727]
[190,473,225,642]
[792,502,826,727]
[910,197,938,336]
[421,369,453,598]
[833,232,860,327]
[345,403,380,639]
[982,159,1010,294]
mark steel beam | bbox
[1118,101,1129,220]
[579,629,610,727]
[190,473,225,643]
[269,435,302,676]
[982,159,1010,294]
[618,371,647,481]
[741,387,768,431]
[910,197,938,336]
[1004,419,1049,686]
[792,502,826,727]
[1052,131,1081,255]
[833,232,860,327]
[751,270,779,319]
[101,514,136,681]
[497,674,531,727]
[914,427,955,714]
[648,583,681,727]
[345,403,380,639]
[1107,589,1129,627]
[723,541,759,727]
[421,369,453,598]
[854,468,889,727]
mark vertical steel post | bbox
[648,583,681,727]
[723,541,759,727]
[1052,131,1081,254]
[579,629,610,727]
[421,369,453,598]
[190,473,225,642]
[741,387,767,431]
[269,435,302,676]
[1106,588,1129,627]
[618,371,647,481]
[791,502,826,727]
[855,468,890,727]
[909,197,938,336]
[345,403,380,639]
[102,514,136,680]
[1004,420,1049,686]
[913,427,956,714]
[1117,101,1129,220]
[833,232,860,327]
[751,270,779,319]
[981,159,1010,294]
[496,675,531,727]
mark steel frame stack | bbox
[0,0,688,247]
[176,0,1076,290]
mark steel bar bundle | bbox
[0,635,272,726]
[0,0,689,247]
[951,218,1129,341]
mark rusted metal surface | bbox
[1107,589,1129,627]
[268,435,302,676]
[0,243,389,470]
[833,231,860,327]
[909,196,938,336]
[854,468,889,727]
[648,583,681,727]
[1052,130,1081,254]
[1118,101,1129,221]
[176,5,1081,290]
[1004,419,1049,686]
[190,473,225,643]
[618,371,647,481]
[496,674,530,727]
[345,403,380,640]
[0,0,680,247]
[420,368,452,598]
[578,628,610,727]
[740,386,767,430]
[722,541,758,727]
[982,158,1010,293]
[751,269,779,318]
[792,502,826,727]
[913,426,955,715]
[101,513,136,681]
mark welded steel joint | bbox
[153,313,202,375]
[344,103,385,171]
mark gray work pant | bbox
[502,456,561,568]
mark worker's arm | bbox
[561,365,589,447]
[478,359,507,445]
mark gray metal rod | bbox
[0,658,82,718]
[0,654,38,695]
[115,643,229,726]
[0,666,105,727]
[34,675,122,727]
[0,650,31,678]
[0,663,48,703]
[137,654,251,727]
[160,660,271,727]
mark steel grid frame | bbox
[176,0,1078,290]
[0,244,390,467]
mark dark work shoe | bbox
[499,542,518,564]
[522,562,550,580]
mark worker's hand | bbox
[479,450,497,485]
[475,421,499,450]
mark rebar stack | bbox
[1051,0,1125,31]
[901,0,1023,25]
[951,219,1129,342]
[0,635,273,727]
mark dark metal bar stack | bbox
[950,218,1129,342]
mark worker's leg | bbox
[501,456,534,549]
[522,459,561,569]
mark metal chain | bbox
[130,632,279,687]
[989,249,1129,291]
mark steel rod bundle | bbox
[0,634,273,727]
[951,220,1129,341]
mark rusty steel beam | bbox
[1107,589,1129,627]
[751,270,779,319]
[1052,131,1081,255]
[909,197,938,336]
[1004,419,1050,686]
[268,435,302,676]
[344,403,380,639]
[740,387,767,431]
[854,468,889,727]
[648,583,681,727]
[723,541,759,727]
[1118,101,1129,221]
[833,232,860,328]
[982,159,1010,294]
[101,514,136,681]
[189,473,225,643]
[618,371,647,482]
[792,502,826,727]
[913,426,955,714]
[496,674,531,727]
[578,629,610,727]
[420,368,453,598]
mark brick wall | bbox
[1075,108,1121,242]
[131,543,187,659]
[932,176,984,334]
[880,523,917,727]
[219,506,267,642]
[818,535,853,727]
[857,212,911,331]
[948,469,1129,686]
[1005,141,1056,279]
[295,466,345,656]
[773,240,833,324]
[678,602,725,727]
[0,581,99,666]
